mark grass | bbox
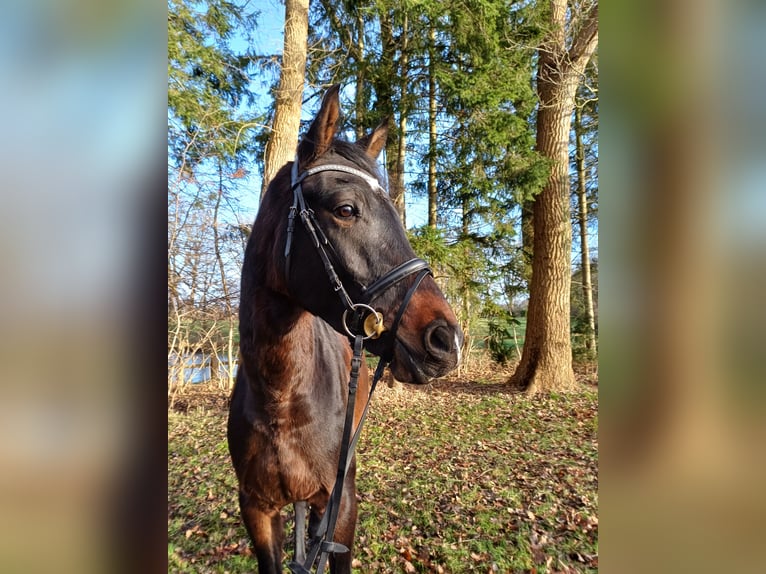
[168,372,597,573]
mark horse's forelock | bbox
[325,140,382,184]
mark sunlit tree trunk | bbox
[575,106,597,355]
[371,9,406,224]
[427,24,438,229]
[391,11,408,225]
[213,163,236,389]
[355,12,365,140]
[510,0,598,393]
[260,0,309,201]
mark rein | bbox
[285,157,431,574]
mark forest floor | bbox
[168,361,598,573]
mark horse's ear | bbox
[297,84,341,167]
[357,118,389,159]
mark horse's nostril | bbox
[426,324,453,357]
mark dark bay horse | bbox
[227,85,462,573]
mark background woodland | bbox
[167,0,599,394]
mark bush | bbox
[487,309,521,365]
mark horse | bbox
[227,85,463,574]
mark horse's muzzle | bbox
[389,319,463,384]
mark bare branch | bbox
[567,2,599,74]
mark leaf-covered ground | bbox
[168,372,597,573]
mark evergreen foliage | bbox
[168,0,260,171]
[300,0,553,350]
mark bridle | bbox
[284,157,432,355]
[284,156,431,574]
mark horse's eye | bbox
[334,205,356,219]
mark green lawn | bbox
[168,378,597,573]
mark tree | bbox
[571,258,598,354]
[509,0,598,393]
[427,23,438,228]
[168,0,258,171]
[424,0,547,353]
[310,1,422,225]
[260,0,310,201]
[572,61,598,357]
[168,0,258,391]
[370,5,408,224]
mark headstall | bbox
[285,155,431,574]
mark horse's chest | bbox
[245,405,337,505]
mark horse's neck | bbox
[245,289,315,396]
[242,285,349,406]
[240,287,351,435]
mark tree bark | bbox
[574,105,597,355]
[390,11,408,225]
[260,0,309,201]
[394,108,407,226]
[213,163,236,390]
[427,25,438,229]
[355,11,366,140]
[509,0,598,393]
[373,9,408,224]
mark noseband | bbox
[285,157,432,352]
[284,157,432,574]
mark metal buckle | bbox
[342,304,385,340]
[363,311,386,339]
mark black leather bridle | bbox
[285,158,432,574]
[285,157,432,352]
[285,157,431,574]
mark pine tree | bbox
[168,0,258,171]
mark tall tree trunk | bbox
[260,0,309,201]
[575,106,597,355]
[460,197,471,357]
[213,163,236,390]
[512,82,577,393]
[374,9,407,223]
[355,11,365,140]
[390,11,408,225]
[395,107,407,226]
[509,0,598,393]
[427,25,438,229]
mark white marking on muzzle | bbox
[455,332,462,365]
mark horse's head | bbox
[257,85,462,383]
